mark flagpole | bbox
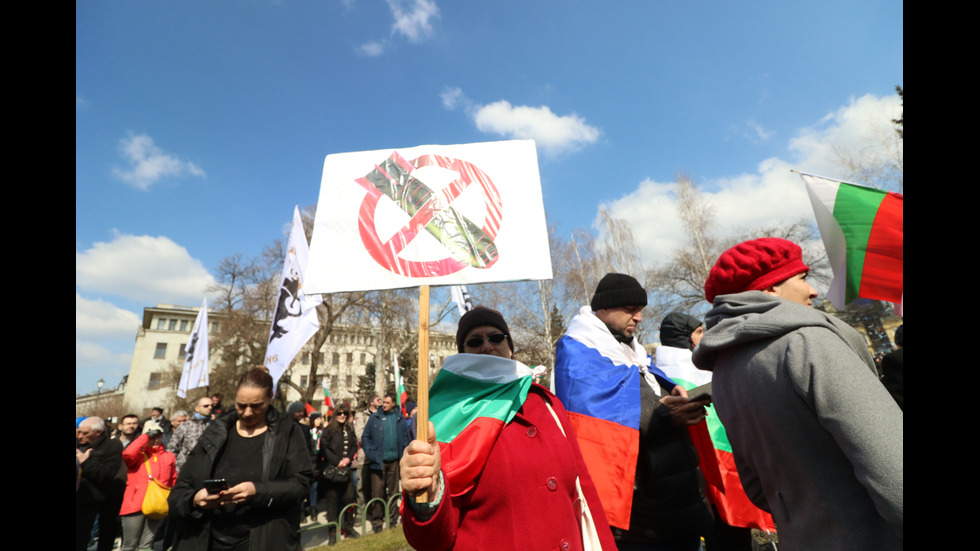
[416,284,431,503]
[790,168,866,188]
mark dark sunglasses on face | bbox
[465,333,508,348]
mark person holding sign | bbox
[400,306,616,550]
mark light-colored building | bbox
[122,304,456,416]
[123,304,215,415]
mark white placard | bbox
[306,140,552,293]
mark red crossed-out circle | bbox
[356,153,502,278]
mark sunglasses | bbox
[336,412,348,416]
[465,333,508,348]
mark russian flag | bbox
[554,307,661,529]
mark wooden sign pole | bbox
[416,284,431,503]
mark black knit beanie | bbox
[591,273,648,311]
[456,306,514,353]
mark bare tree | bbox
[830,89,904,192]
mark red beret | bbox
[704,238,809,303]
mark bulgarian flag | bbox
[429,354,533,497]
[655,346,776,532]
[321,378,334,416]
[554,307,648,530]
[393,353,408,417]
[801,174,903,311]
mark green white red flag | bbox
[655,346,776,531]
[429,354,533,497]
[321,378,334,416]
[393,352,408,417]
[801,174,903,311]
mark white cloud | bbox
[441,87,600,158]
[386,0,439,43]
[75,232,216,304]
[601,93,901,265]
[357,41,385,56]
[440,86,467,110]
[112,133,206,191]
[76,294,141,340]
[473,101,600,158]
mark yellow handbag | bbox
[141,453,171,519]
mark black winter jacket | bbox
[168,408,313,551]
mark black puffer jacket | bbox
[169,408,313,551]
[615,381,714,544]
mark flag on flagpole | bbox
[656,346,776,531]
[321,378,335,416]
[265,206,324,393]
[429,354,534,497]
[177,299,210,399]
[800,173,903,310]
[450,285,473,315]
[394,352,408,417]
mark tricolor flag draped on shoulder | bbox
[800,173,903,310]
[305,140,552,293]
[177,299,210,399]
[429,354,534,497]
[655,346,776,531]
[264,206,324,393]
[553,307,662,529]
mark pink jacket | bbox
[120,433,177,516]
[402,385,617,550]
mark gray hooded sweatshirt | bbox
[693,291,902,550]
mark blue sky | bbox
[76,0,903,394]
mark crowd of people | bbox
[77,377,418,550]
[77,237,903,551]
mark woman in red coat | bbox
[120,420,177,551]
[400,307,617,550]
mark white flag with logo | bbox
[450,285,473,315]
[306,140,552,293]
[177,299,210,398]
[265,207,324,392]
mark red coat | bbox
[402,384,617,550]
[120,433,177,515]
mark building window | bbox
[169,320,177,331]
[302,352,310,364]
[360,353,366,365]
[211,322,219,333]
[332,353,340,365]
[346,353,353,364]
[178,344,187,360]
[157,319,166,330]
[154,343,167,359]
[147,372,163,390]
[180,320,188,331]
[346,375,352,387]
[300,375,309,387]
[331,375,338,388]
